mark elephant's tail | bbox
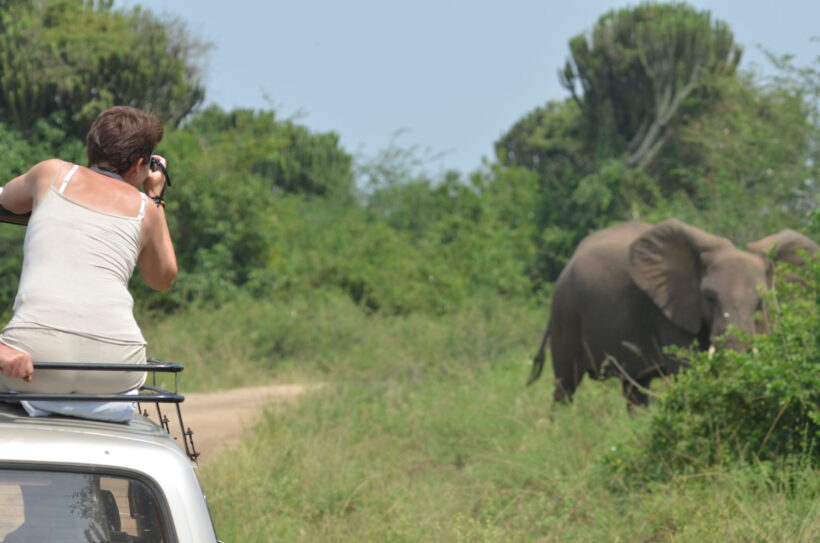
[527,322,551,386]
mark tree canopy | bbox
[0,0,206,138]
[560,2,742,170]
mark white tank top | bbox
[5,164,148,344]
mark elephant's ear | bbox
[747,229,819,267]
[629,218,731,335]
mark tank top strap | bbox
[57,164,80,194]
[136,192,148,221]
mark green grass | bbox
[141,293,819,542]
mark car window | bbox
[0,469,171,543]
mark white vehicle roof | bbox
[0,402,187,462]
[0,402,218,543]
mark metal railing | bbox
[0,358,199,462]
[0,205,30,226]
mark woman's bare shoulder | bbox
[20,159,74,187]
[27,159,74,204]
[29,158,71,177]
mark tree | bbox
[654,71,817,240]
[495,99,659,279]
[0,0,206,138]
[560,2,741,170]
[180,106,354,198]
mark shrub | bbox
[605,253,819,484]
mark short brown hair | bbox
[86,106,163,175]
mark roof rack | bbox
[0,358,199,462]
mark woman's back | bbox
[7,163,147,344]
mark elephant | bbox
[528,218,776,407]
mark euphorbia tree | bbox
[560,3,742,170]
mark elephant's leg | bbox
[551,321,584,404]
[553,374,583,404]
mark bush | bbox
[606,253,819,484]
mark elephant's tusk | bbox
[707,345,716,358]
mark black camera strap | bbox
[149,158,172,208]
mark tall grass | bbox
[142,293,818,542]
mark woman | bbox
[0,106,176,419]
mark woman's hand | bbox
[143,155,168,199]
[0,344,33,382]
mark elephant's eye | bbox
[703,290,718,306]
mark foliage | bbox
[131,105,355,310]
[606,256,819,485]
[762,44,820,164]
[650,71,818,240]
[236,163,539,316]
[152,111,527,314]
[0,0,206,137]
[134,106,540,315]
[181,106,354,198]
[364,163,541,303]
[256,197,465,315]
[496,99,661,278]
[494,99,586,180]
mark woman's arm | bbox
[138,156,177,291]
[1,168,36,214]
[139,203,178,290]
[0,159,62,213]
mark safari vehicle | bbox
[0,360,220,543]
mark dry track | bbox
[165,383,318,464]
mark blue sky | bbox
[125,0,818,174]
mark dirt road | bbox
[165,383,318,464]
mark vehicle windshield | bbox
[0,469,170,543]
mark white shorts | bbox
[0,327,146,394]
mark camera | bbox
[148,156,171,187]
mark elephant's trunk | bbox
[709,323,756,354]
[709,303,760,353]
[707,339,758,357]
